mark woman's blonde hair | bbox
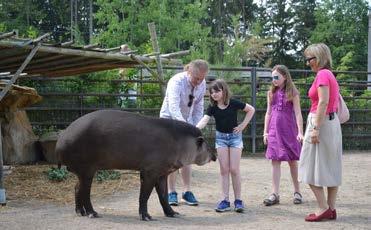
[269,65,298,101]
[304,43,332,70]
[209,79,231,106]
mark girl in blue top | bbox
[197,79,255,213]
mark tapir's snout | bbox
[210,150,217,161]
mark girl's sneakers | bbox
[215,200,231,212]
[168,192,178,206]
[182,191,199,206]
[263,193,280,206]
[234,199,245,213]
[215,199,245,213]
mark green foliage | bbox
[94,0,210,56]
[310,0,368,72]
[46,167,69,182]
[0,0,368,71]
[95,170,121,182]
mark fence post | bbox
[0,118,6,206]
[251,67,257,154]
[80,94,83,117]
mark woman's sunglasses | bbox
[305,57,316,62]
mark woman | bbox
[299,43,342,222]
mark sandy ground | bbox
[0,151,370,230]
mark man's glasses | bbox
[188,94,194,107]
[272,75,280,80]
[305,57,316,62]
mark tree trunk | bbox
[2,110,40,164]
[0,83,42,164]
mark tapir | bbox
[56,110,216,220]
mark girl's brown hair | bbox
[209,79,231,106]
[269,65,298,101]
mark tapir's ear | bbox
[196,136,204,148]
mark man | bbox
[160,59,209,206]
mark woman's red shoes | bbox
[305,208,336,222]
[331,209,337,220]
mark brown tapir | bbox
[56,110,216,221]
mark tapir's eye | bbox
[196,136,204,148]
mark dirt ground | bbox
[0,151,370,230]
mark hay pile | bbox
[3,164,139,204]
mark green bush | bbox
[95,170,121,182]
[46,167,69,182]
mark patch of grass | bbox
[96,170,121,182]
[46,167,69,182]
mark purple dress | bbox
[266,89,301,161]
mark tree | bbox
[259,0,297,67]
[310,0,368,71]
[0,0,44,36]
[291,0,316,68]
[205,0,257,64]
[94,0,211,58]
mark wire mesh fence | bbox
[18,66,371,153]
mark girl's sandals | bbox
[263,193,280,206]
[293,192,303,204]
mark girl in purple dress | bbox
[263,65,304,206]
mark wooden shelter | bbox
[0,30,187,205]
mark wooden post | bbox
[251,67,257,154]
[0,118,6,206]
[89,0,93,44]
[70,0,73,41]
[148,23,166,97]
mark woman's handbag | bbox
[337,94,350,124]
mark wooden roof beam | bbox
[0,40,177,64]
[0,31,17,40]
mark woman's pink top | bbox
[308,69,339,114]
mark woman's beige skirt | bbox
[298,113,343,187]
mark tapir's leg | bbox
[155,175,179,217]
[75,179,86,216]
[139,171,156,221]
[79,172,98,218]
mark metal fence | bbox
[19,66,371,153]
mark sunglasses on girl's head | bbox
[188,94,194,107]
[272,75,280,80]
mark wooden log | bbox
[0,84,42,165]
[0,31,17,40]
[143,52,160,57]
[83,44,99,49]
[35,63,137,77]
[160,50,190,58]
[1,110,40,164]
[0,40,176,65]
[148,23,166,97]
[61,41,74,47]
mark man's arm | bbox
[167,78,186,122]
[192,82,206,125]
